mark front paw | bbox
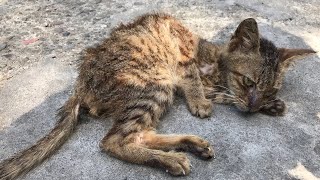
[188,99,213,118]
[260,99,287,116]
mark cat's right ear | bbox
[228,18,260,53]
[278,48,316,63]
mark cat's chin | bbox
[235,105,249,112]
[235,104,260,113]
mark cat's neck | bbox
[196,39,222,64]
[196,39,223,86]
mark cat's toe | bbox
[182,136,215,160]
[260,99,287,116]
[189,99,213,118]
[196,145,215,160]
[163,153,191,176]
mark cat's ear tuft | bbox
[278,48,316,63]
[228,18,260,53]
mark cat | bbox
[0,13,316,179]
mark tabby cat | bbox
[0,13,316,179]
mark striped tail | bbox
[0,96,80,180]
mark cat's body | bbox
[0,13,315,179]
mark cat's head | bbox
[218,18,316,112]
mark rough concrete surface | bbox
[0,0,320,179]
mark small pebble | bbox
[45,21,64,27]
[6,36,14,40]
[51,21,64,26]
[0,43,7,51]
[0,64,7,69]
[83,33,90,38]
[133,2,144,5]
[62,31,70,36]
[54,27,64,33]
[3,54,12,58]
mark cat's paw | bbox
[181,136,215,160]
[260,99,287,116]
[158,152,191,176]
[188,99,213,118]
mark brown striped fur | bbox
[202,18,316,115]
[0,14,316,179]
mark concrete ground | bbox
[0,0,320,179]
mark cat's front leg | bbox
[260,98,287,116]
[178,63,213,118]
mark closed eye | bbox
[264,89,278,98]
[243,76,255,87]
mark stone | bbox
[0,43,7,51]
[62,31,71,36]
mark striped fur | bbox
[0,14,316,179]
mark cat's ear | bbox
[274,48,316,89]
[278,48,316,64]
[228,18,260,53]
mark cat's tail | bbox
[0,96,81,180]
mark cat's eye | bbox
[265,92,274,97]
[243,76,254,87]
[265,89,278,98]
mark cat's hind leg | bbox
[100,128,191,176]
[140,131,215,160]
[100,93,192,176]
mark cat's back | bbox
[77,13,198,94]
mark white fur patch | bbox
[199,63,214,75]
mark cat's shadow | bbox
[0,87,112,160]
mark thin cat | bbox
[0,14,316,179]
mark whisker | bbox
[209,92,236,99]
[237,98,246,105]
[213,97,236,101]
[213,98,235,104]
[205,85,247,107]
[208,92,246,104]
[212,85,235,95]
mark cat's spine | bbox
[0,96,80,180]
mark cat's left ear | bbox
[228,18,260,53]
[278,48,317,68]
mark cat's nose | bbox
[248,87,257,110]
